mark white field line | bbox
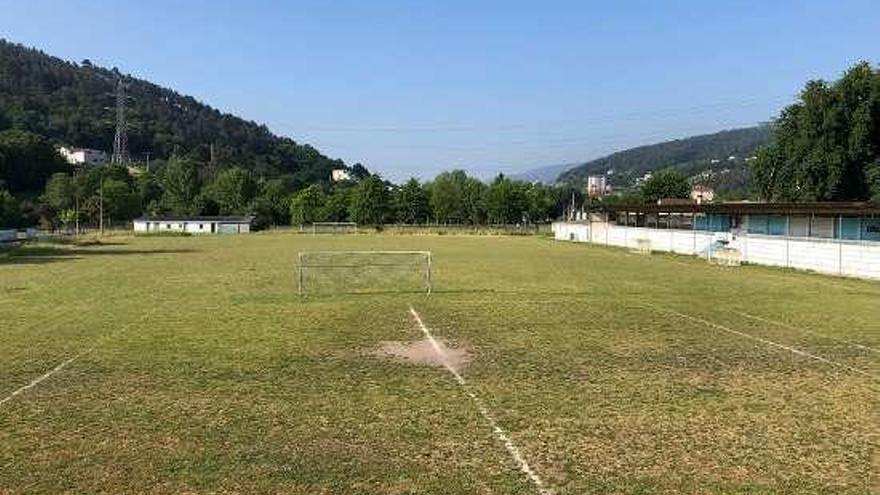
[0,312,150,409]
[0,349,93,407]
[640,303,879,382]
[408,306,552,495]
[731,310,880,355]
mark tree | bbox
[0,189,21,228]
[349,175,389,226]
[289,185,326,225]
[752,62,880,201]
[136,171,163,212]
[320,187,352,222]
[0,129,69,193]
[101,178,140,223]
[350,163,371,180]
[428,170,467,223]
[525,183,556,224]
[162,156,201,215]
[252,179,292,227]
[394,178,429,224]
[486,174,529,224]
[640,169,690,202]
[58,208,78,232]
[462,176,488,225]
[42,173,76,212]
[204,167,256,215]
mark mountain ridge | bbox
[557,126,771,188]
[0,38,351,187]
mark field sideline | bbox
[0,233,877,494]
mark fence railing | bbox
[553,221,880,281]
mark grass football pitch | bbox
[0,233,877,494]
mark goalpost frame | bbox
[297,250,432,296]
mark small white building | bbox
[59,146,108,165]
[587,175,609,197]
[133,216,253,234]
[691,184,715,204]
[331,169,352,182]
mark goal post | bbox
[631,238,652,255]
[297,250,432,295]
[309,222,357,234]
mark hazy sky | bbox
[1,0,878,181]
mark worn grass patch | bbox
[0,232,877,494]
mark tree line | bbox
[0,161,581,230]
[752,61,880,202]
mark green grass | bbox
[0,232,877,494]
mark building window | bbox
[199,224,204,230]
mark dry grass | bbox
[0,232,877,494]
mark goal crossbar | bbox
[297,250,432,295]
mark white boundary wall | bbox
[552,221,880,281]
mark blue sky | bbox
[1,1,878,181]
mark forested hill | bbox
[0,39,348,185]
[557,126,771,187]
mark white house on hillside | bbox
[691,184,715,204]
[59,146,108,165]
[331,169,352,182]
[587,175,609,197]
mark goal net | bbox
[309,222,357,234]
[709,247,742,267]
[707,240,742,267]
[297,251,432,295]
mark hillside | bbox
[557,126,771,193]
[0,39,349,186]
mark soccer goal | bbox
[297,251,432,295]
[709,246,742,267]
[309,222,357,234]
[631,238,652,255]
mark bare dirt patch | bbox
[372,338,472,371]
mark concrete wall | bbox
[184,222,214,234]
[552,221,880,281]
[552,222,591,242]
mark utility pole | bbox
[111,78,129,165]
[74,167,80,237]
[99,178,104,235]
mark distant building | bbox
[587,175,609,197]
[691,184,715,204]
[634,172,653,186]
[133,216,253,234]
[59,146,108,165]
[331,169,352,182]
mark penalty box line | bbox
[0,311,153,409]
[730,310,880,355]
[408,306,552,495]
[639,303,880,382]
